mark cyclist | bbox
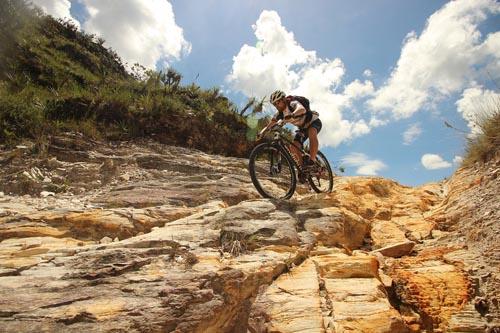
[258,90,322,171]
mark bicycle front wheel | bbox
[249,143,297,199]
[308,150,333,193]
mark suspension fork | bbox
[268,144,283,175]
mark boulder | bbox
[371,241,415,258]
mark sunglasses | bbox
[272,99,284,107]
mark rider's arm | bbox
[263,118,277,131]
[258,118,277,137]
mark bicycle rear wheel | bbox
[308,151,333,193]
[249,143,297,199]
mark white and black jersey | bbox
[272,100,319,128]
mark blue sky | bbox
[170,1,447,88]
[35,0,500,186]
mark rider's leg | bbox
[308,127,319,162]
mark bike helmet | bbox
[270,90,286,104]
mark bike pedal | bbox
[298,173,307,184]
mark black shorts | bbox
[294,119,322,145]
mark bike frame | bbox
[267,126,313,171]
[250,123,333,198]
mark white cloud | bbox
[368,117,389,127]
[31,0,190,69]
[456,85,500,136]
[368,0,500,118]
[341,153,387,176]
[403,122,422,145]
[81,0,191,69]
[453,155,464,165]
[343,79,375,101]
[363,69,373,78]
[421,154,452,169]
[31,0,80,28]
[227,10,375,147]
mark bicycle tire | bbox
[249,142,297,199]
[308,150,333,193]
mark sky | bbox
[32,0,500,186]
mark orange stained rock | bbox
[388,254,470,332]
[52,298,127,321]
[314,253,379,279]
[0,225,66,239]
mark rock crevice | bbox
[0,136,498,332]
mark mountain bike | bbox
[248,121,333,199]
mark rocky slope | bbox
[0,134,498,333]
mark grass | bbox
[0,0,266,157]
[462,100,500,166]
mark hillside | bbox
[1,1,499,332]
[0,0,263,156]
[0,134,498,332]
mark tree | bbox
[239,96,265,117]
[164,68,182,88]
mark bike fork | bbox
[269,148,282,175]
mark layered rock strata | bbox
[0,135,498,332]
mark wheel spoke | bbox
[249,144,296,199]
[307,152,333,193]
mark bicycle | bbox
[248,121,333,199]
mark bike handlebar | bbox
[257,120,285,139]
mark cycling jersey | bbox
[272,100,319,128]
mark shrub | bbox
[0,0,256,158]
[0,90,45,142]
[463,100,500,165]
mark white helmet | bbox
[270,90,286,104]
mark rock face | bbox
[0,134,498,332]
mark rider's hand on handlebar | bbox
[258,120,284,140]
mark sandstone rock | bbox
[0,202,309,333]
[324,278,408,333]
[302,207,369,249]
[372,241,415,258]
[219,200,301,251]
[315,252,406,332]
[379,271,393,288]
[313,253,379,279]
[249,251,407,333]
[448,304,488,332]
[392,215,434,240]
[371,220,408,249]
[93,179,257,208]
[99,236,112,244]
[387,255,470,332]
[248,259,324,333]
[431,229,449,239]
[0,135,497,332]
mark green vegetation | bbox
[463,101,500,166]
[0,0,267,156]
